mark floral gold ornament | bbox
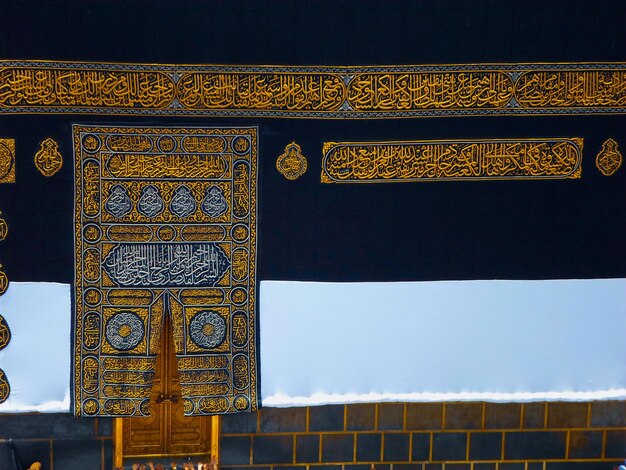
[595,138,622,176]
[0,138,15,184]
[0,211,7,241]
[0,314,10,351]
[276,142,308,180]
[0,265,7,296]
[0,368,10,403]
[34,137,63,177]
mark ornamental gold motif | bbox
[0,314,11,351]
[1,62,626,117]
[0,211,7,241]
[321,138,583,183]
[0,264,8,296]
[0,138,15,183]
[595,138,622,176]
[276,142,308,180]
[34,137,63,176]
[0,368,9,404]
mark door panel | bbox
[121,317,213,459]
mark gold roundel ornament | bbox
[34,137,63,177]
[0,211,7,241]
[276,141,307,180]
[0,265,7,297]
[0,314,10,351]
[0,368,10,404]
[596,138,622,176]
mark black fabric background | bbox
[0,0,625,283]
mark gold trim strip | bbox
[321,138,583,183]
[114,418,123,468]
[0,61,625,117]
[211,415,220,464]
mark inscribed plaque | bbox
[321,138,583,183]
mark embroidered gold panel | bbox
[0,138,15,183]
[321,138,583,183]
[1,62,626,117]
[73,125,258,417]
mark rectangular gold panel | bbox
[74,125,258,417]
[321,138,583,183]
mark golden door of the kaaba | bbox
[114,317,220,465]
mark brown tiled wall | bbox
[1,402,623,469]
[0,413,113,469]
[220,402,626,470]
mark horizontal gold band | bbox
[0,62,625,117]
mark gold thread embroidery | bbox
[104,153,230,179]
[276,142,308,180]
[0,264,8,296]
[321,138,583,183]
[515,71,626,107]
[0,211,7,241]
[34,137,63,177]
[0,314,11,351]
[0,138,15,183]
[176,72,346,111]
[0,68,175,108]
[0,368,10,404]
[74,126,258,417]
[0,61,626,117]
[595,138,622,176]
[346,72,513,111]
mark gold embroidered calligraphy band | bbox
[321,138,583,183]
[1,62,625,117]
